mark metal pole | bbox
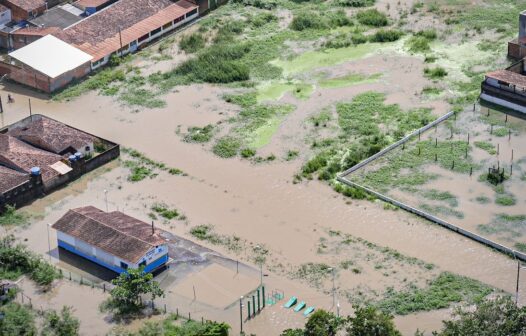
[28,98,32,118]
[516,261,521,306]
[239,296,243,334]
[0,96,3,113]
[257,288,260,313]
[262,286,265,309]
[247,301,251,320]
[260,263,263,287]
[252,295,256,317]
[332,268,336,309]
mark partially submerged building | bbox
[508,10,526,60]
[0,114,119,211]
[481,58,526,114]
[4,34,92,92]
[0,0,199,92]
[52,206,169,274]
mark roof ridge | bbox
[70,207,162,248]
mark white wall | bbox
[0,9,11,27]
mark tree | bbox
[346,306,401,336]
[280,329,303,336]
[436,296,526,336]
[304,310,342,336]
[105,267,164,315]
[41,306,80,336]
[0,302,37,336]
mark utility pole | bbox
[517,260,521,305]
[239,296,243,335]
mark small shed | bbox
[52,206,169,274]
[6,35,92,92]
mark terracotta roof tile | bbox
[52,206,167,263]
[486,70,526,91]
[8,115,96,154]
[12,27,62,37]
[2,0,45,11]
[0,165,28,193]
[0,133,61,182]
[55,0,197,61]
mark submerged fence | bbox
[337,110,526,262]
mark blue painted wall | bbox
[58,240,168,274]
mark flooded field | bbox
[348,106,526,253]
[1,0,526,335]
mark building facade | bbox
[52,207,169,274]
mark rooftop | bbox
[0,133,61,182]
[56,0,197,61]
[8,35,92,78]
[0,165,28,194]
[486,70,526,91]
[2,0,45,11]
[75,0,113,9]
[52,206,167,264]
[8,115,97,154]
[29,7,83,29]
[12,26,62,37]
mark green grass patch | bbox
[376,272,494,315]
[213,137,241,158]
[0,205,28,226]
[179,32,206,53]
[184,125,215,143]
[424,67,448,79]
[495,194,516,206]
[474,141,496,155]
[122,148,184,181]
[319,73,382,89]
[422,189,458,207]
[356,8,389,27]
[151,203,179,220]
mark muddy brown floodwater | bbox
[2,76,526,336]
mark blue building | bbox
[52,206,168,274]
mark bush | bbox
[351,33,368,44]
[290,11,327,31]
[416,28,438,40]
[356,9,389,27]
[370,29,403,42]
[407,35,431,53]
[231,0,278,9]
[213,137,241,158]
[424,66,448,79]
[179,33,206,53]
[175,44,251,83]
[241,148,256,158]
[337,0,375,7]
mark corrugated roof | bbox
[8,115,96,154]
[8,35,92,78]
[0,165,28,194]
[12,26,62,37]
[56,0,197,61]
[52,206,167,264]
[29,7,83,29]
[486,70,526,90]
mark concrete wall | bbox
[520,11,526,40]
[0,8,11,26]
[2,2,46,22]
[12,33,43,50]
[480,82,526,114]
[57,231,169,273]
[0,175,42,212]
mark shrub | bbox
[407,35,431,53]
[179,33,206,53]
[424,67,448,79]
[351,33,368,44]
[370,29,403,42]
[416,28,438,40]
[241,148,256,158]
[290,11,327,31]
[337,0,375,7]
[184,125,215,143]
[231,0,278,9]
[356,9,389,27]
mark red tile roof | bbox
[0,165,28,194]
[75,0,112,9]
[8,115,96,154]
[12,27,62,37]
[52,206,167,263]
[56,0,197,61]
[0,134,61,182]
[486,70,526,90]
[2,0,45,11]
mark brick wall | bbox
[2,2,46,22]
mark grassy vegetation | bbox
[474,141,496,155]
[478,214,526,240]
[189,224,242,252]
[0,206,28,226]
[422,189,458,207]
[352,138,473,193]
[319,73,382,88]
[294,262,333,287]
[290,10,351,31]
[424,67,448,79]
[179,32,206,53]
[213,136,242,158]
[0,235,61,286]
[495,194,516,206]
[122,148,184,182]
[184,125,215,143]
[376,272,494,315]
[150,203,180,220]
[356,8,388,27]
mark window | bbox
[85,146,90,151]
[173,16,184,24]
[162,22,172,30]
[187,8,198,17]
[151,27,162,36]
[138,33,149,43]
[139,260,146,267]
[120,262,128,270]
